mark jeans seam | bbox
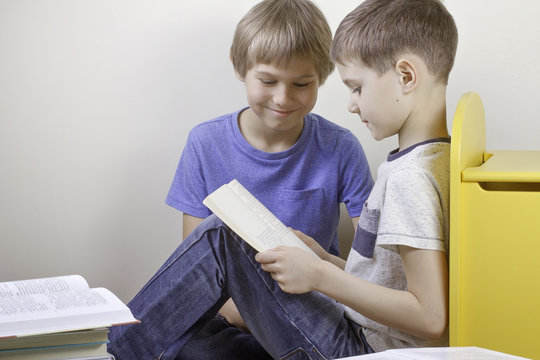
[280,346,328,360]
[224,227,332,360]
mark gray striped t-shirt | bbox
[344,138,450,352]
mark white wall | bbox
[1,0,539,302]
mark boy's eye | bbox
[352,87,362,94]
[293,82,310,88]
[259,79,276,85]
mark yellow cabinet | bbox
[449,93,540,359]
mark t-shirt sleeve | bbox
[165,130,212,218]
[339,132,374,217]
[376,169,446,252]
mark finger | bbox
[256,249,287,263]
[255,251,275,264]
[260,262,280,273]
[260,263,272,272]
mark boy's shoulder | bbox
[382,139,450,186]
[190,109,242,135]
[388,138,450,163]
[306,112,365,151]
[308,112,351,134]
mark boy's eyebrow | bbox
[254,70,318,80]
[341,79,355,88]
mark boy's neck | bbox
[237,108,304,153]
[397,83,449,151]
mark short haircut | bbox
[331,0,458,84]
[230,0,334,84]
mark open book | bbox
[0,275,139,338]
[203,179,317,257]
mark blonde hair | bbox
[331,0,458,84]
[230,0,334,84]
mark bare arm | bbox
[182,213,204,240]
[256,244,448,340]
[351,215,359,231]
[317,246,448,339]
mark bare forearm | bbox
[321,252,346,270]
[263,228,448,340]
[314,260,447,340]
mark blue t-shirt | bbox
[166,108,373,255]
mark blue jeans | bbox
[108,215,371,359]
[173,314,273,360]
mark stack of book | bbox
[0,275,139,359]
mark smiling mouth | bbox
[270,108,296,117]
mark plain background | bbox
[1,0,539,302]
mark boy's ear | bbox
[394,58,417,93]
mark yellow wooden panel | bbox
[449,92,540,358]
[459,182,540,359]
[463,151,540,183]
[449,92,486,346]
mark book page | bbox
[0,342,110,359]
[0,276,89,298]
[336,353,405,360]
[204,180,317,256]
[383,347,528,360]
[0,328,109,350]
[203,183,267,252]
[0,288,138,337]
[335,347,529,360]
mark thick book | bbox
[0,328,108,350]
[0,342,112,360]
[203,179,317,257]
[0,275,139,338]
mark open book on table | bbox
[203,179,317,257]
[0,275,139,338]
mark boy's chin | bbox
[370,132,386,142]
[368,127,394,142]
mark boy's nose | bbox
[273,85,293,107]
[348,97,360,114]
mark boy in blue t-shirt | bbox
[161,0,372,358]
